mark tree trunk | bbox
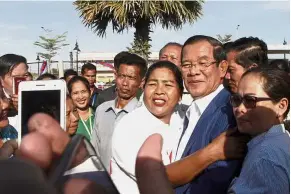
[130,18,152,60]
[48,59,52,73]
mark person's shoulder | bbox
[211,89,234,117]
[99,85,116,95]
[214,88,232,105]
[93,86,102,94]
[118,106,146,123]
[96,99,115,112]
[256,133,290,158]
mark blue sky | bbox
[0,1,290,72]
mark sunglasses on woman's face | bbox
[230,94,272,109]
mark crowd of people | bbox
[0,35,289,194]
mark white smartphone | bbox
[17,80,67,144]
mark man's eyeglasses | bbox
[181,60,217,71]
[230,94,272,109]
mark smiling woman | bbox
[110,61,185,194]
[67,76,94,141]
[143,61,184,124]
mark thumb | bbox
[137,133,163,162]
[136,134,174,194]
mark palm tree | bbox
[74,1,203,60]
[216,34,232,44]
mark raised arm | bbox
[166,129,248,187]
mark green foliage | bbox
[216,34,232,43]
[34,31,69,72]
[51,68,59,75]
[74,1,204,59]
[34,32,69,61]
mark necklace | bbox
[80,109,92,138]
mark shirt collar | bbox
[193,84,224,115]
[106,97,138,114]
[141,105,170,127]
[247,124,286,149]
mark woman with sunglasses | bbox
[229,68,290,193]
[68,76,94,141]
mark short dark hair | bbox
[144,61,184,98]
[114,51,132,69]
[269,59,290,73]
[81,63,96,74]
[36,73,57,80]
[229,37,268,69]
[64,69,78,80]
[67,76,90,95]
[117,53,148,78]
[223,42,233,54]
[242,68,290,118]
[0,54,28,77]
[182,35,226,65]
[159,42,182,57]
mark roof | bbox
[267,44,290,54]
[78,44,290,61]
[79,52,160,61]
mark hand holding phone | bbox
[17,80,66,145]
[11,94,18,111]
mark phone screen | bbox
[21,90,61,137]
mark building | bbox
[78,52,160,83]
[77,44,289,83]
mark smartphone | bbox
[13,77,26,95]
[49,135,120,194]
[17,80,67,144]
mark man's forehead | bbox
[83,69,96,74]
[182,41,214,57]
[119,64,140,71]
[163,45,182,52]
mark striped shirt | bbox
[228,124,290,194]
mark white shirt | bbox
[181,92,193,106]
[111,105,180,194]
[181,82,193,106]
[8,115,18,130]
[175,85,224,161]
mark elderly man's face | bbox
[181,41,227,99]
[159,45,182,67]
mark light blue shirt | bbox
[91,97,138,171]
[228,124,290,194]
